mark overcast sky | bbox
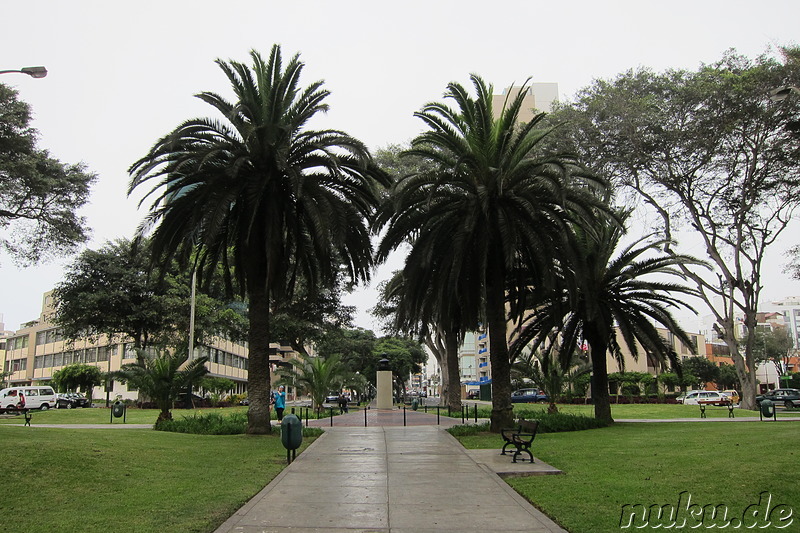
[2,0,799,333]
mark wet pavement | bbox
[214,419,565,533]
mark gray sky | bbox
[2,0,799,332]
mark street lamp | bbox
[0,66,48,78]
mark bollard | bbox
[330,407,334,427]
[364,405,368,427]
[403,404,407,426]
[474,403,478,423]
[437,405,440,425]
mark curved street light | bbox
[0,66,48,78]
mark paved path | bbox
[214,423,565,533]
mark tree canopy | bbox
[0,83,96,265]
[52,238,248,350]
[547,47,800,410]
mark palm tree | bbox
[129,46,388,434]
[376,76,609,431]
[276,352,347,411]
[112,348,208,426]
[516,212,702,422]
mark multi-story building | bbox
[1,291,297,401]
[491,83,559,120]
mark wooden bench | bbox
[699,399,734,418]
[500,419,539,463]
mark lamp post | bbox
[0,66,48,78]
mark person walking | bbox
[274,385,286,421]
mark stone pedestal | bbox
[376,370,393,409]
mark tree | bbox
[717,363,741,391]
[129,46,388,434]
[681,356,721,388]
[276,352,347,411]
[753,327,794,378]
[52,238,248,351]
[199,376,235,406]
[51,363,104,401]
[549,48,800,410]
[511,348,590,413]
[376,76,609,431]
[513,213,699,422]
[0,83,96,265]
[112,348,209,425]
[373,336,427,398]
[373,270,463,410]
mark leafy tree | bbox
[681,356,721,388]
[316,327,377,378]
[376,76,609,431]
[276,352,347,411]
[0,83,96,265]
[128,46,388,434]
[199,376,235,406]
[752,327,794,377]
[112,348,208,425]
[373,336,427,398]
[51,363,104,400]
[513,213,699,422]
[549,48,800,410]
[657,372,682,393]
[717,363,741,391]
[53,238,247,351]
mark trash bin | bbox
[411,398,419,411]
[760,399,774,420]
[280,414,303,463]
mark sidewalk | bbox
[214,420,565,532]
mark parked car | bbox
[466,390,480,400]
[510,388,549,403]
[680,390,729,406]
[325,393,340,404]
[756,388,800,409]
[719,390,740,404]
[56,392,90,409]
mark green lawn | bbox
[0,424,313,533]
[458,422,800,532]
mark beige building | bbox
[1,291,296,401]
[491,83,560,121]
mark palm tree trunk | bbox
[445,328,462,411]
[486,255,513,432]
[247,284,273,434]
[586,327,613,423]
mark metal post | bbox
[403,404,407,426]
[364,406,368,427]
[437,405,440,425]
[474,403,478,423]
[461,405,465,423]
[330,407,334,427]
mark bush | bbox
[155,411,327,436]
[447,409,608,437]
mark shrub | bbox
[154,411,326,436]
[447,409,608,437]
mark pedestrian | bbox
[18,391,26,410]
[338,393,348,413]
[274,385,286,421]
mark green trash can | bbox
[760,399,775,420]
[411,398,419,411]
[280,414,303,463]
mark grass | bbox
[0,424,315,533]
[0,404,333,426]
[456,422,800,532]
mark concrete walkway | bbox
[214,422,565,532]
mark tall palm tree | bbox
[129,46,388,434]
[112,348,208,426]
[516,212,702,422]
[376,76,609,431]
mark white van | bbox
[0,386,57,412]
